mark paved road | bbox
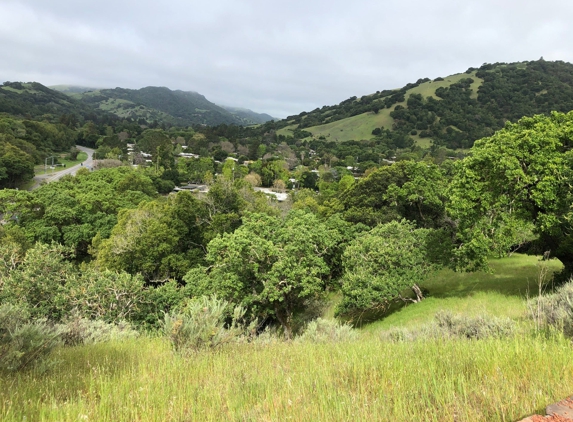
[29,146,95,190]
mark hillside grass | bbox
[0,83,42,95]
[95,98,173,121]
[98,98,133,110]
[403,71,482,101]
[1,254,568,421]
[305,108,395,142]
[365,254,562,331]
[276,124,298,138]
[2,334,572,421]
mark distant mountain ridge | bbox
[48,85,101,94]
[219,105,277,124]
[52,85,275,126]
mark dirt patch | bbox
[519,396,573,421]
[529,416,573,421]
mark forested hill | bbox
[66,86,274,126]
[276,59,573,149]
[0,82,107,122]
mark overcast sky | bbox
[1,0,573,118]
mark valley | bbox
[2,59,573,421]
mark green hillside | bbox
[0,81,106,121]
[276,60,573,149]
[65,86,274,126]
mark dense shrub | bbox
[163,296,251,353]
[136,280,192,329]
[297,318,357,343]
[529,280,573,335]
[0,304,61,372]
[1,243,192,329]
[93,159,123,169]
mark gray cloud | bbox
[1,0,573,117]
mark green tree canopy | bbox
[448,111,573,275]
[338,160,449,228]
[96,191,207,281]
[0,142,35,188]
[0,167,157,259]
[184,211,342,338]
[337,220,438,319]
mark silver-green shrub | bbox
[0,304,61,372]
[297,318,358,343]
[433,311,516,339]
[58,314,139,346]
[381,311,516,342]
[529,280,573,335]
[163,296,249,353]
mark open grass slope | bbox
[366,254,563,331]
[1,254,570,421]
[278,71,483,144]
[2,334,572,421]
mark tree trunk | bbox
[412,284,424,303]
[274,305,293,340]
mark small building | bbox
[179,153,200,158]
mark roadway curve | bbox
[29,146,95,190]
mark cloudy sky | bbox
[1,0,572,118]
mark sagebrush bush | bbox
[0,304,61,372]
[57,313,139,346]
[297,318,358,343]
[1,243,78,321]
[529,279,573,335]
[381,311,516,342]
[163,296,251,353]
[67,269,147,324]
[434,311,516,339]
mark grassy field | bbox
[2,334,573,421]
[1,254,569,421]
[402,71,482,101]
[14,152,89,190]
[0,83,42,95]
[278,72,483,148]
[34,151,88,176]
[305,108,395,142]
[366,254,562,331]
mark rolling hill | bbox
[0,81,106,121]
[276,59,573,149]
